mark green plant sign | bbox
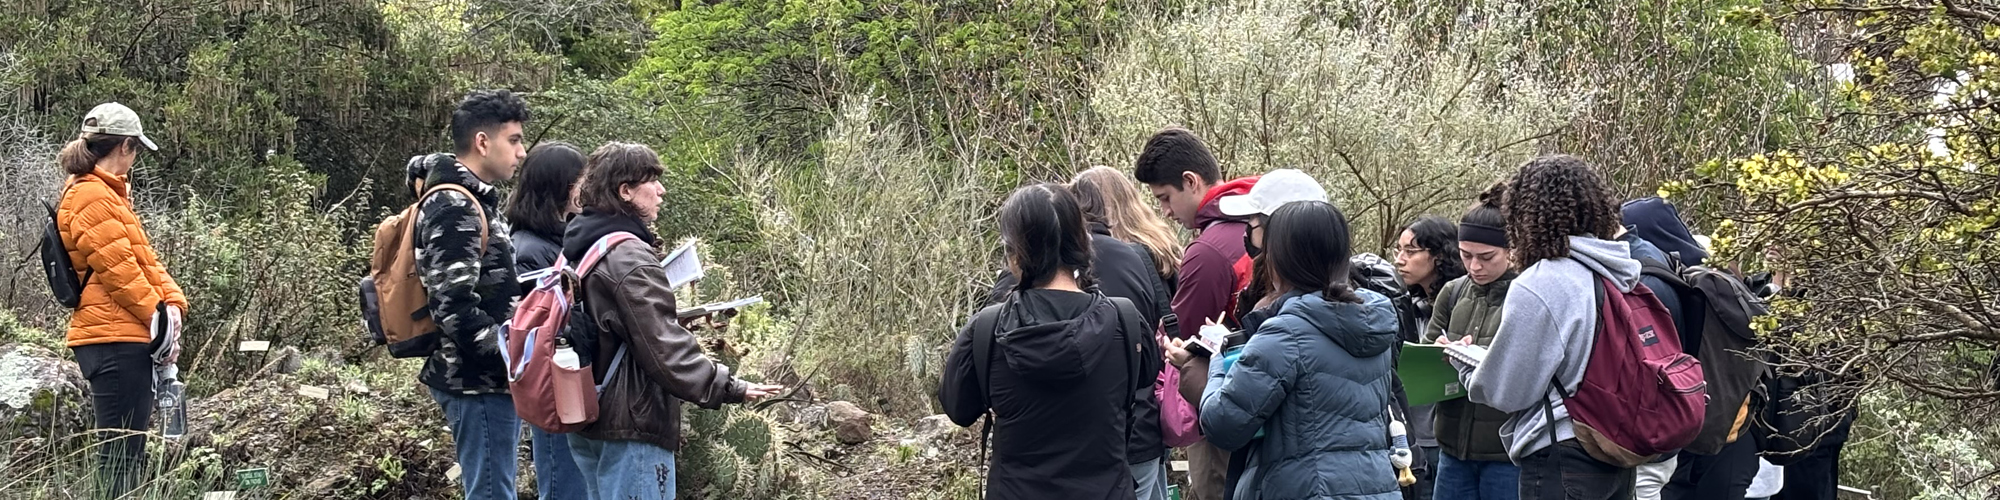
[235,468,269,489]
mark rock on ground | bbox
[826,401,875,445]
[0,343,85,413]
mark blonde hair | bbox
[1070,166,1184,280]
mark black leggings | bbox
[73,342,154,499]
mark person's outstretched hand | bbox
[744,383,786,401]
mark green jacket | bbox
[1424,272,1517,463]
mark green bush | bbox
[627,0,1133,181]
[531,76,763,260]
[143,161,371,397]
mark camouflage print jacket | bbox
[413,154,521,395]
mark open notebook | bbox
[661,239,703,290]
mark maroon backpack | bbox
[1556,276,1708,468]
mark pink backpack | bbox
[502,232,637,434]
[1157,365,1202,447]
[1557,276,1708,467]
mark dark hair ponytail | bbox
[999,183,1097,293]
[1264,201,1363,304]
[57,133,136,175]
[1463,180,1507,228]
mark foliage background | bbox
[1,0,1993,497]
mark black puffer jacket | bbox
[510,226,565,276]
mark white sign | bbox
[238,341,270,352]
[297,385,329,400]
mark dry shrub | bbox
[737,95,1000,414]
[1090,0,1587,247]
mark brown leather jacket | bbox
[578,240,747,451]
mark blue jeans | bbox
[431,389,520,500]
[1133,457,1168,500]
[1435,452,1522,500]
[531,426,587,500]
[568,435,677,500]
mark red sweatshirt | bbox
[1170,177,1258,340]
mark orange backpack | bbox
[359,183,488,358]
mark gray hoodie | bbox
[1461,236,1641,461]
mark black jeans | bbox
[1664,438,1759,500]
[74,342,154,499]
[1518,440,1636,500]
[1772,439,1844,500]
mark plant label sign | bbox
[235,468,269,489]
[297,385,330,400]
[238,341,270,352]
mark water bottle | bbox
[156,364,187,439]
[552,338,589,424]
[553,339,581,370]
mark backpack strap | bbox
[1542,276,1609,454]
[46,178,96,285]
[575,232,639,276]
[1434,279,1470,342]
[419,184,491,259]
[1637,257,1689,290]
[575,232,641,393]
[969,295,1006,462]
[1107,297,1146,423]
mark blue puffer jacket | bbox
[1200,289,1402,500]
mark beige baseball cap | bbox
[80,102,159,151]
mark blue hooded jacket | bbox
[1621,197,1708,267]
[1199,290,1402,500]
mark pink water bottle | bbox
[552,339,590,425]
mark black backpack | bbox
[1637,257,1771,455]
[1348,252,1423,343]
[40,185,94,309]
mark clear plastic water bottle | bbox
[156,364,187,439]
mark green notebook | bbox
[1399,342,1467,406]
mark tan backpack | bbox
[358,183,488,358]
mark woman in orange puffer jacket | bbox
[54,102,188,499]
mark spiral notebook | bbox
[1441,344,1488,368]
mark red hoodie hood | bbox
[1195,176,1259,229]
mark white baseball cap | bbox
[80,102,159,151]
[1219,168,1327,217]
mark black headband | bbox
[1459,223,1508,248]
